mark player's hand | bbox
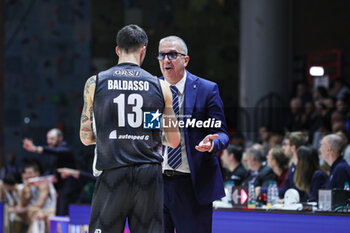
[57,168,80,179]
[195,134,218,152]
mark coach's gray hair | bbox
[159,36,188,55]
[325,134,344,155]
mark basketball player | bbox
[80,24,180,233]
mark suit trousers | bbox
[163,174,212,233]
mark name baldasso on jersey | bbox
[108,79,150,91]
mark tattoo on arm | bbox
[82,126,92,132]
[81,114,89,123]
[89,107,93,120]
[80,133,91,139]
[85,77,96,94]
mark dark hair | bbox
[116,24,148,52]
[24,162,40,173]
[270,146,289,171]
[226,144,243,162]
[259,125,270,131]
[294,146,319,194]
[3,173,17,186]
[316,86,328,98]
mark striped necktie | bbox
[167,85,182,169]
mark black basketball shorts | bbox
[88,163,163,233]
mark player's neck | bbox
[118,54,141,66]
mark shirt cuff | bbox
[209,141,215,152]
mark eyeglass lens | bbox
[158,52,179,60]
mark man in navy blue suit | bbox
[320,134,350,189]
[158,36,229,233]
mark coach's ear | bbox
[184,55,189,68]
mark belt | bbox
[163,170,190,177]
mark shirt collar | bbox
[165,71,187,95]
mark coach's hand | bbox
[195,134,218,152]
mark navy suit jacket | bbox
[161,70,229,204]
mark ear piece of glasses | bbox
[157,52,186,60]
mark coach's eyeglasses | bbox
[157,52,186,60]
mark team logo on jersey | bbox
[143,110,162,129]
[94,229,102,233]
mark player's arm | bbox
[160,80,180,148]
[32,184,50,208]
[80,76,97,146]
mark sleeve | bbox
[42,145,72,156]
[78,171,97,183]
[260,169,275,188]
[309,171,327,201]
[332,166,348,189]
[206,84,229,153]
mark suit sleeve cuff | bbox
[209,141,215,152]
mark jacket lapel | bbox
[184,71,199,117]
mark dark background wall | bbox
[91,0,240,129]
[292,0,350,82]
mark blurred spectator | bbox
[0,174,26,233]
[311,99,332,149]
[301,101,316,131]
[320,134,350,189]
[242,147,274,188]
[21,163,56,233]
[323,97,335,112]
[268,131,284,148]
[286,98,303,132]
[22,128,82,216]
[258,125,271,156]
[220,145,248,186]
[313,86,329,102]
[23,128,76,174]
[255,146,290,200]
[294,146,327,202]
[267,146,289,188]
[0,152,22,182]
[331,111,345,127]
[332,121,347,133]
[229,130,245,148]
[296,82,313,104]
[337,93,350,132]
[336,97,349,116]
[279,132,309,199]
[329,79,350,100]
[335,131,350,166]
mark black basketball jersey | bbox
[93,63,165,170]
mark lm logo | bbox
[143,110,162,129]
[94,230,102,233]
